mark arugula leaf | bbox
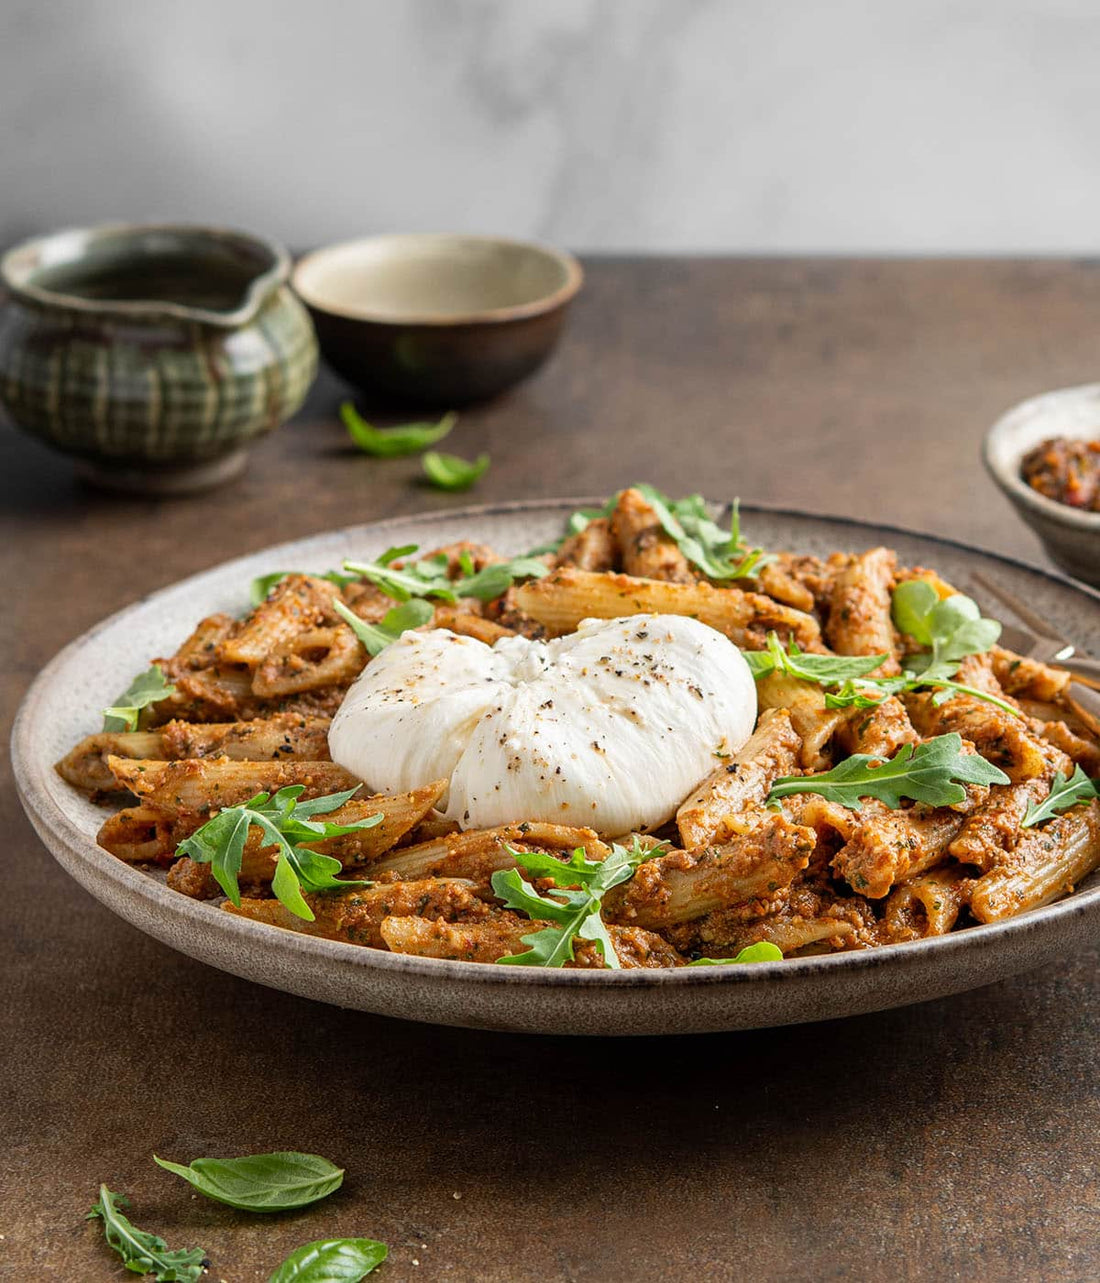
[342,549,546,605]
[454,556,549,601]
[422,450,490,491]
[250,569,357,608]
[634,485,773,580]
[1022,765,1100,828]
[268,1237,388,1283]
[103,665,176,733]
[154,1151,343,1212]
[333,597,434,656]
[743,631,889,684]
[767,732,1010,810]
[87,1186,206,1282]
[892,582,1002,668]
[770,585,1011,718]
[341,401,456,457]
[686,941,784,965]
[177,785,380,920]
[492,839,661,968]
[342,554,457,604]
[822,669,1023,719]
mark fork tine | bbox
[968,571,1073,646]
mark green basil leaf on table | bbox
[87,1185,206,1282]
[341,401,457,457]
[102,664,177,732]
[268,1237,388,1283]
[422,450,490,491]
[153,1150,344,1212]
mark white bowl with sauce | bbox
[983,383,1100,586]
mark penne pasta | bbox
[251,626,364,696]
[837,695,920,759]
[58,714,333,793]
[370,823,608,884]
[825,547,900,675]
[756,671,847,769]
[992,646,1073,702]
[603,815,815,929]
[225,878,489,946]
[885,865,972,938]
[676,709,801,848]
[513,567,823,650]
[554,517,617,573]
[832,802,966,898]
[105,755,360,816]
[221,574,339,666]
[905,691,1051,782]
[610,487,694,582]
[969,802,1100,922]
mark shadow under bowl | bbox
[291,233,583,406]
[983,383,1100,586]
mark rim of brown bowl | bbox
[291,232,584,327]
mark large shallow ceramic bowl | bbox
[983,384,1100,586]
[12,501,1100,1036]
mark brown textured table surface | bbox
[4,258,1100,1282]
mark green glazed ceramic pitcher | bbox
[0,224,317,493]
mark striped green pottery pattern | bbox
[0,224,317,492]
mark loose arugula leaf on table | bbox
[154,1151,343,1212]
[268,1237,388,1283]
[87,1186,206,1282]
[103,665,177,733]
[1022,765,1100,828]
[250,569,358,607]
[333,597,434,656]
[422,450,491,491]
[766,732,1010,811]
[686,942,784,966]
[634,485,773,580]
[492,839,663,968]
[176,785,380,920]
[341,401,457,457]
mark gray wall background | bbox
[4,0,1099,254]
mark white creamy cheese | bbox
[328,614,757,834]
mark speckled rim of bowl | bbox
[291,232,585,326]
[0,222,293,329]
[983,383,1100,531]
[11,497,1100,1027]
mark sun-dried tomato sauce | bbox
[1020,435,1100,512]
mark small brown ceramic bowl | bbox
[291,233,583,405]
[983,384,1100,587]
